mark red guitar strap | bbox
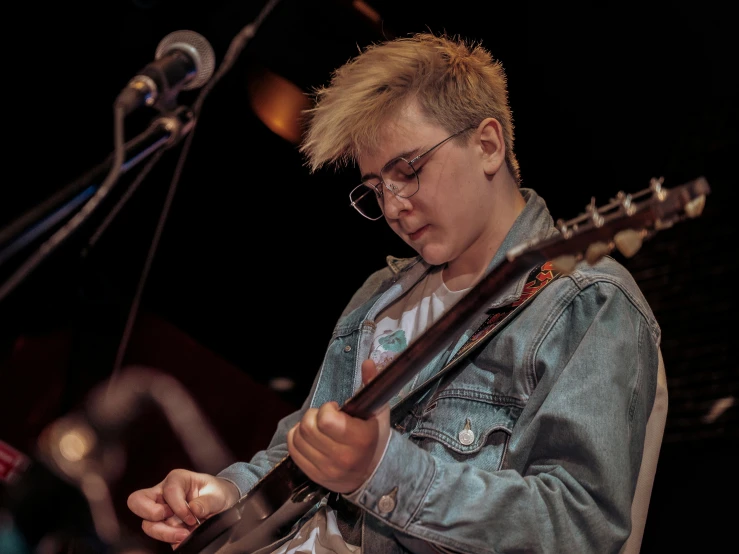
[450,260,561,363]
[399,261,562,401]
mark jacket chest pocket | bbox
[409,390,522,472]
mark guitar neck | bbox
[342,255,536,419]
[345,176,711,419]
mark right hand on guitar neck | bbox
[127,469,241,547]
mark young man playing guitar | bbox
[127,32,666,554]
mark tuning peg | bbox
[685,194,706,218]
[551,254,578,274]
[585,241,612,265]
[614,229,644,258]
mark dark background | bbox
[1,1,736,552]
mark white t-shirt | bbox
[369,264,469,374]
[272,266,469,553]
[270,505,359,554]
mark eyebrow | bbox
[360,146,423,182]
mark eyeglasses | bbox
[349,126,474,220]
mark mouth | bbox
[408,225,429,241]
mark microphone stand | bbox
[0,0,283,305]
[0,107,195,274]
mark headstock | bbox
[507,176,711,273]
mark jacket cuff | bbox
[216,462,258,496]
[344,430,436,529]
[344,428,392,498]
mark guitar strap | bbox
[396,260,562,405]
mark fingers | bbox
[297,403,375,455]
[288,418,367,493]
[160,470,200,527]
[127,486,174,522]
[361,358,380,385]
[288,407,342,464]
[287,425,326,483]
[142,514,193,545]
[129,469,238,547]
[286,369,391,494]
[287,405,362,472]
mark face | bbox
[357,103,506,276]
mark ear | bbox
[478,118,506,176]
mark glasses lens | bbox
[381,158,418,198]
[350,184,384,220]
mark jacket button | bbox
[458,418,475,445]
[343,345,352,352]
[377,487,397,514]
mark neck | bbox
[441,263,485,292]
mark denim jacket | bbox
[218,189,661,554]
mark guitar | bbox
[176,176,710,554]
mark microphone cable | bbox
[0,104,127,305]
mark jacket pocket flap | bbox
[410,391,522,454]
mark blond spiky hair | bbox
[299,32,520,183]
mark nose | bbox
[381,184,412,219]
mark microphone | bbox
[116,30,216,115]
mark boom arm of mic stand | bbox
[0,107,196,270]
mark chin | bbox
[417,246,450,267]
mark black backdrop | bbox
[1,1,737,552]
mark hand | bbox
[287,359,391,494]
[127,469,240,547]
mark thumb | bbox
[188,497,213,520]
[189,477,240,520]
[361,358,380,386]
[188,493,226,520]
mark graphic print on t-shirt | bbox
[370,329,408,371]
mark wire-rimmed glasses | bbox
[349,126,474,220]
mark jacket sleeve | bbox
[345,279,660,554]
[215,404,304,495]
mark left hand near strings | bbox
[287,359,391,494]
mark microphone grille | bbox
[155,30,216,90]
